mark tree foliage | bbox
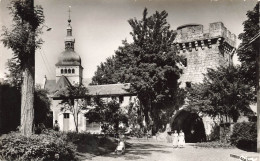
[34,86,52,127]
[2,0,44,69]
[186,65,254,122]
[237,3,259,88]
[5,59,22,89]
[0,83,52,134]
[91,8,185,130]
[1,0,45,136]
[86,97,128,133]
[58,84,88,133]
[0,83,21,134]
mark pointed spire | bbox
[65,6,75,51]
[68,6,71,24]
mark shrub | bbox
[66,131,97,146]
[230,122,256,150]
[194,141,234,149]
[65,131,117,157]
[129,128,145,138]
[0,131,77,161]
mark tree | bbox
[186,65,254,123]
[58,84,88,133]
[1,0,44,136]
[237,3,259,89]
[5,58,22,89]
[237,2,259,152]
[86,97,128,134]
[91,8,185,131]
[0,83,51,134]
[0,83,21,134]
[34,86,52,128]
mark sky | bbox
[0,0,257,85]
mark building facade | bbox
[43,15,237,138]
[174,22,236,88]
[43,16,135,133]
[174,22,236,137]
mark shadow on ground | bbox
[75,136,118,160]
[97,141,172,160]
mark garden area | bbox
[0,130,120,161]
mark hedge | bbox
[0,131,78,161]
[230,122,256,150]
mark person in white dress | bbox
[172,130,178,148]
[178,130,185,148]
[115,139,125,154]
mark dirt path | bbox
[87,140,260,161]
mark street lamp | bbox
[42,24,52,31]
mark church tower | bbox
[55,7,83,85]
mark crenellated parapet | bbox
[174,22,236,55]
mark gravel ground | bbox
[86,140,260,161]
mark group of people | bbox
[172,130,185,148]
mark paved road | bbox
[88,140,260,161]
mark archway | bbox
[170,110,206,143]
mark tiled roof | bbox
[87,83,133,97]
[54,75,72,91]
[44,80,56,93]
[44,76,134,99]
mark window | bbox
[68,30,72,36]
[65,69,67,73]
[68,69,71,73]
[64,113,70,119]
[61,69,63,74]
[72,69,75,73]
[186,82,191,88]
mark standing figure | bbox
[178,130,185,148]
[172,130,179,148]
[53,120,60,131]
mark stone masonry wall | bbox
[173,22,237,138]
[174,22,236,88]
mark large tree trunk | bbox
[256,3,260,152]
[20,67,35,136]
[257,39,260,152]
[20,0,35,136]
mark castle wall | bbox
[174,22,236,139]
[174,22,236,88]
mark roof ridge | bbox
[54,75,72,91]
[88,83,130,87]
